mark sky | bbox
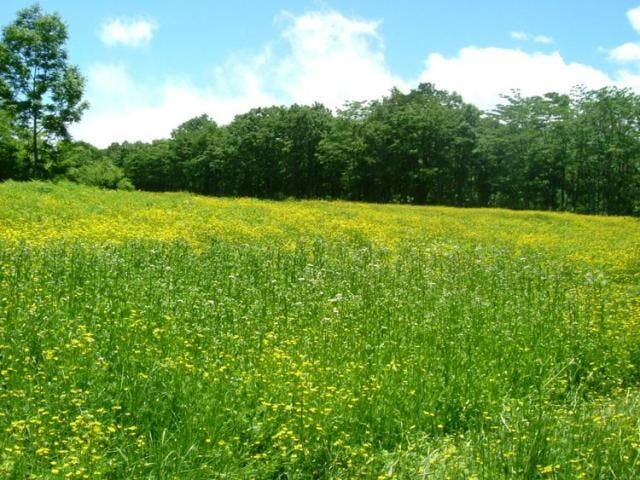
[1,1,640,147]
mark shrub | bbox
[67,159,133,190]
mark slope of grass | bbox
[0,181,638,271]
[0,181,639,479]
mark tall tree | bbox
[571,87,640,215]
[0,108,20,180]
[319,85,481,205]
[477,91,574,210]
[0,4,87,178]
[169,114,222,193]
[317,101,372,199]
[225,105,333,198]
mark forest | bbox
[1,6,639,216]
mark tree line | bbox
[86,84,639,216]
[1,5,639,216]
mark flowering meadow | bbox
[0,181,639,479]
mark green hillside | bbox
[0,181,638,479]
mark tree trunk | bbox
[32,113,38,176]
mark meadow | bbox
[0,181,639,479]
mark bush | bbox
[67,158,133,190]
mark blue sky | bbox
[1,1,640,146]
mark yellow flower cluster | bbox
[0,182,638,274]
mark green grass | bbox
[0,182,639,479]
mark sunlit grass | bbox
[0,181,639,478]
[0,181,638,271]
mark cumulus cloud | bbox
[74,9,625,146]
[613,70,640,90]
[71,62,278,147]
[599,6,640,91]
[608,6,640,63]
[627,6,640,33]
[274,10,404,107]
[75,10,400,146]
[418,47,611,110]
[99,18,158,48]
[610,41,640,62]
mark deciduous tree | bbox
[0,4,87,178]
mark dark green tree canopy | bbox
[99,83,638,216]
[0,3,87,176]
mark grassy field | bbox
[0,181,639,479]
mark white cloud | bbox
[511,31,554,44]
[274,10,405,108]
[418,47,611,110]
[99,18,158,48]
[627,6,640,33]
[71,62,277,147]
[613,69,640,90]
[533,35,554,45]
[85,63,135,99]
[75,10,401,146]
[73,9,628,147]
[609,6,640,63]
[610,41,640,62]
[510,31,528,41]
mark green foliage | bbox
[0,234,638,478]
[66,159,132,190]
[320,85,481,204]
[51,140,131,190]
[477,91,575,210]
[224,103,334,198]
[169,114,227,193]
[0,108,20,180]
[477,87,640,215]
[109,140,173,191]
[0,4,87,177]
[104,83,639,216]
[570,87,640,215]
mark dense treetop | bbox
[87,85,639,216]
[0,4,87,178]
